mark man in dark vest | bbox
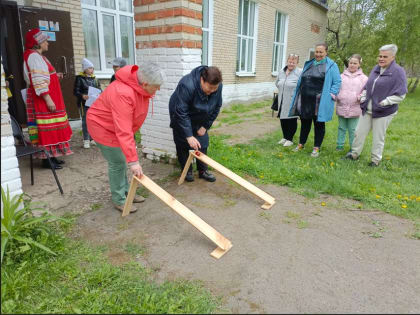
[169,66,223,182]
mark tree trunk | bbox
[409,77,419,93]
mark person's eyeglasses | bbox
[378,55,389,58]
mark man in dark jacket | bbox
[74,58,101,148]
[169,66,223,182]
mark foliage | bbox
[1,223,220,314]
[327,0,420,88]
[209,92,420,221]
[1,188,63,264]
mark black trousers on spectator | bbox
[175,141,208,173]
[299,117,325,148]
[280,118,298,141]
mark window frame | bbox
[201,0,214,66]
[236,0,258,77]
[308,48,315,61]
[81,0,135,78]
[271,11,289,76]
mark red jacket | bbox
[87,65,153,163]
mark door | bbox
[19,7,79,119]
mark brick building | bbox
[1,0,327,198]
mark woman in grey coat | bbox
[275,54,302,146]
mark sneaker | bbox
[278,138,287,145]
[368,161,379,167]
[186,169,194,182]
[336,146,344,151]
[344,152,358,160]
[293,144,304,152]
[114,203,137,213]
[133,195,145,203]
[90,140,96,146]
[283,140,294,147]
[83,140,90,149]
[42,158,63,170]
[199,170,216,182]
[311,147,320,157]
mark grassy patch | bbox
[1,221,220,314]
[135,130,142,144]
[221,100,271,114]
[209,91,420,221]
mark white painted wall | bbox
[1,60,23,215]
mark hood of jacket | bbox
[191,65,208,100]
[342,68,365,78]
[115,65,153,98]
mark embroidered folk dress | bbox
[23,49,73,158]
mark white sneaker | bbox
[283,140,294,147]
[311,147,320,157]
[83,140,90,149]
[278,138,287,145]
[90,140,96,146]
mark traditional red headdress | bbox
[25,28,48,49]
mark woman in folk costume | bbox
[23,28,73,169]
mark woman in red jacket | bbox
[87,63,164,212]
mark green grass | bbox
[221,99,270,114]
[1,222,220,314]
[209,90,420,221]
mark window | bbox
[202,0,213,65]
[272,11,288,74]
[308,48,315,60]
[236,0,258,75]
[81,0,134,75]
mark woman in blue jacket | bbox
[289,43,341,157]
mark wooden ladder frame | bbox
[122,174,232,259]
[178,150,275,210]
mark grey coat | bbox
[275,66,302,119]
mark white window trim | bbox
[271,12,289,77]
[202,0,214,66]
[81,1,135,76]
[308,48,315,61]
[236,0,258,77]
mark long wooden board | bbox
[179,150,275,209]
[122,175,232,258]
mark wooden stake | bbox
[122,176,139,217]
[122,175,232,258]
[178,152,195,185]
[185,150,276,209]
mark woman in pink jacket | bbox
[87,63,164,213]
[335,54,368,151]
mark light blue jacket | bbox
[289,57,341,122]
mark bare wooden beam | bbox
[122,176,139,217]
[122,175,232,258]
[178,152,195,185]
[187,150,275,209]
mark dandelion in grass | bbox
[330,162,334,167]
[321,202,326,206]
[385,156,391,160]
[416,197,420,202]
[259,175,264,179]
[410,195,416,200]
[375,195,381,199]
[401,204,407,209]
[404,196,409,201]
[397,194,402,199]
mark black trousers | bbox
[280,118,297,141]
[175,141,208,173]
[299,117,325,148]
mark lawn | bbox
[209,89,420,223]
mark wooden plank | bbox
[122,176,139,217]
[134,175,232,251]
[178,152,195,185]
[210,245,232,259]
[191,151,276,206]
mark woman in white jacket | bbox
[275,54,302,147]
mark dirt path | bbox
[20,114,420,313]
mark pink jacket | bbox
[87,65,153,163]
[336,69,368,118]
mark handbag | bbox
[271,92,278,117]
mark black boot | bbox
[186,169,194,182]
[42,158,63,170]
[51,157,65,165]
[199,170,216,182]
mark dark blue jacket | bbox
[169,66,223,145]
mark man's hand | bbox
[130,162,143,178]
[197,127,206,136]
[57,72,64,79]
[187,136,201,150]
[82,95,89,100]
